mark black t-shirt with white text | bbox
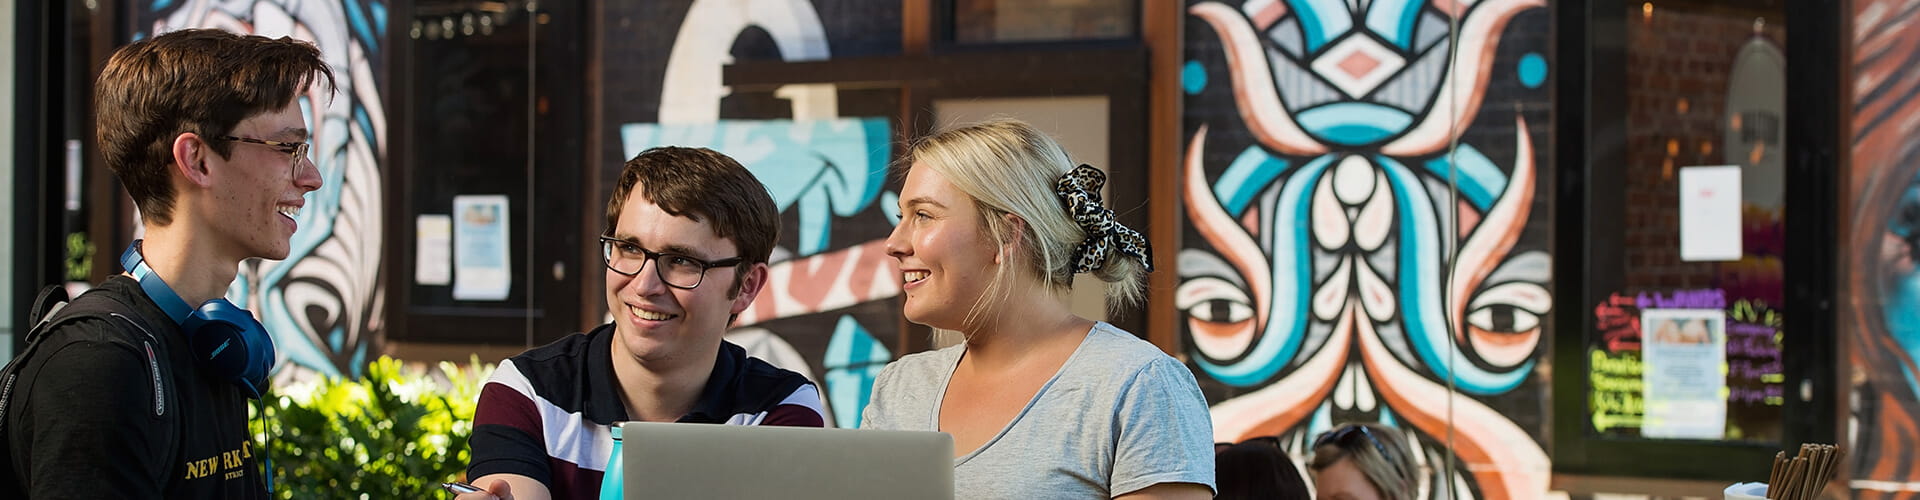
[0,276,268,499]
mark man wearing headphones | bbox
[0,29,332,498]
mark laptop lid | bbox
[619,422,954,500]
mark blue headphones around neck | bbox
[120,241,277,398]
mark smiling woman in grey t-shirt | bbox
[861,120,1215,499]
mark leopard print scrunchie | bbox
[1055,164,1154,274]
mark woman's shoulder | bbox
[861,344,964,429]
[895,342,966,365]
[875,344,965,382]
[1075,322,1182,369]
[1060,324,1207,419]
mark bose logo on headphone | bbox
[121,241,278,398]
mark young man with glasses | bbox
[460,147,826,500]
[0,29,331,498]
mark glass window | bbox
[949,0,1137,43]
[1585,0,1788,444]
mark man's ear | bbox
[996,213,1028,265]
[170,132,215,187]
[729,263,771,314]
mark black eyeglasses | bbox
[1313,424,1397,464]
[219,136,310,171]
[599,236,744,289]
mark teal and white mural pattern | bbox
[1180,0,1553,498]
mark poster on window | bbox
[1678,166,1744,262]
[1641,308,1729,439]
[452,195,511,301]
[415,215,452,286]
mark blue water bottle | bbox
[599,425,624,500]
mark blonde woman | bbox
[1309,424,1420,500]
[861,119,1215,499]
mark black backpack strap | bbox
[26,285,69,337]
[0,287,171,430]
[0,286,180,493]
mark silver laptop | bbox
[620,421,954,499]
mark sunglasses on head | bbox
[1313,424,1397,464]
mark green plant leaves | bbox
[250,355,494,498]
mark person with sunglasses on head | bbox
[860,119,1216,499]
[0,29,333,498]
[1309,423,1421,500]
[456,147,826,500]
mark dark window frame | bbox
[385,0,589,346]
[932,0,1143,48]
[1549,0,1841,484]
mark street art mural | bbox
[134,0,389,379]
[1180,1,1552,498]
[1847,0,1920,496]
[609,0,903,428]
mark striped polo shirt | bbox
[467,324,826,499]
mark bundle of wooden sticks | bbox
[1766,444,1842,500]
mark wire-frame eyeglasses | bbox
[219,135,310,175]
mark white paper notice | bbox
[452,195,511,301]
[1678,166,1743,261]
[1640,308,1729,439]
[415,215,452,286]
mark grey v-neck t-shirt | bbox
[860,322,1216,498]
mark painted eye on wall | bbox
[1464,281,1552,368]
[1892,185,1920,264]
[1178,277,1254,324]
[1178,276,1258,359]
[1199,299,1254,323]
[1467,303,1540,333]
[1466,282,1551,331]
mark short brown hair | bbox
[607,147,780,291]
[97,28,336,226]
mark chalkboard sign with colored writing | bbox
[1586,289,1784,442]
